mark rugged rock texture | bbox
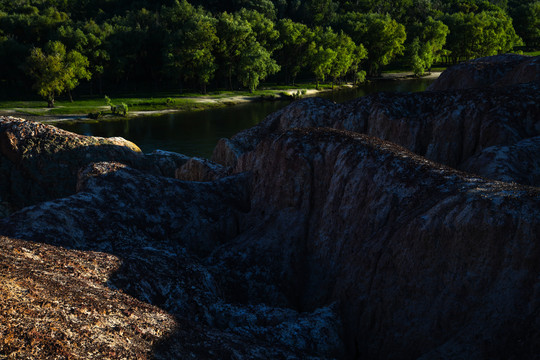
[0,117,202,217]
[1,55,539,359]
[0,235,176,359]
[213,79,539,186]
[175,157,230,182]
[213,129,540,359]
[0,117,144,214]
[460,136,540,185]
[428,54,540,91]
[2,126,538,359]
[0,159,343,359]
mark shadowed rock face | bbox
[0,117,144,212]
[217,129,540,359]
[2,125,537,359]
[428,54,540,91]
[0,160,344,359]
[0,55,539,359]
[213,80,540,186]
[0,117,194,216]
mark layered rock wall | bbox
[1,55,539,359]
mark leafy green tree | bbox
[338,12,406,76]
[237,41,280,92]
[26,41,91,107]
[275,18,314,84]
[511,1,540,48]
[307,27,361,88]
[308,27,338,88]
[409,37,426,75]
[57,20,112,94]
[216,11,254,89]
[328,31,359,86]
[301,0,339,25]
[238,8,281,52]
[441,10,522,62]
[163,1,219,93]
[407,17,449,73]
[234,0,277,19]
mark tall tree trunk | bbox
[68,89,73,102]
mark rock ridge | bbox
[0,54,539,359]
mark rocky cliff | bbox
[428,54,540,91]
[213,58,540,187]
[0,55,539,359]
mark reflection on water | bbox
[56,78,435,158]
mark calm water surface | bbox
[56,78,435,158]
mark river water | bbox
[56,78,435,158]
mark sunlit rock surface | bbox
[0,55,539,359]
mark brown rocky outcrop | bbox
[2,125,538,359]
[1,55,539,359]
[428,54,540,91]
[213,128,540,359]
[0,117,143,213]
[0,117,196,216]
[0,159,343,359]
[175,156,230,181]
[213,78,540,186]
[0,235,176,359]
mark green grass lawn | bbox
[522,50,540,56]
[0,83,337,117]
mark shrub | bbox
[87,111,102,119]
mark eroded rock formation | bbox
[428,54,540,91]
[0,55,539,359]
[213,71,539,186]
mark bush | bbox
[104,95,129,116]
[87,111,102,119]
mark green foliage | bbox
[511,1,540,48]
[407,17,449,73]
[88,111,103,119]
[0,0,534,96]
[238,41,280,92]
[163,0,218,93]
[25,41,91,107]
[338,12,406,76]
[104,95,128,116]
[441,10,523,62]
[275,18,314,84]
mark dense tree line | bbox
[0,0,535,103]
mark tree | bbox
[407,16,449,74]
[237,40,280,92]
[26,41,90,107]
[338,12,406,76]
[233,0,277,19]
[308,27,338,89]
[511,1,540,48]
[216,11,254,90]
[307,27,361,88]
[275,18,314,84]
[441,10,523,62]
[163,1,219,93]
[328,31,359,87]
[238,8,281,52]
[300,0,339,25]
[57,20,112,95]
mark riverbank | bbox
[0,72,441,123]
